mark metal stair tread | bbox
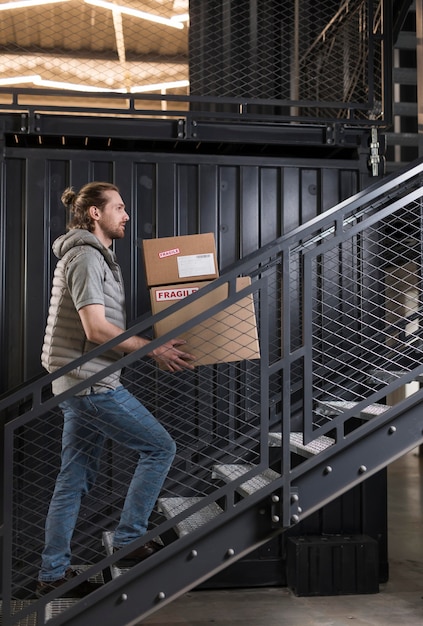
[102,531,142,577]
[368,368,423,384]
[316,399,390,419]
[268,431,335,457]
[211,463,279,496]
[393,66,417,84]
[0,600,40,626]
[44,566,105,618]
[157,496,223,536]
[0,599,80,626]
[45,598,80,621]
[392,101,417,115]
[395,31,417,49]
[385,131,419,147]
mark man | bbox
[37,181,195,597]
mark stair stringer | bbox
[288,398,423,522]
[37,489,288,626]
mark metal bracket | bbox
[325,124,336,145]
[176,118,186,139]
[270,488,301,528]
[288,488,301,526]
[19,113,28,133]
[324,123,348,147]
[17,111,42,134]
[270,492,282,528]
[184,118,199,140]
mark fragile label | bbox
[177,253,216,278]
[158,247,180,259]
[155,287,200,302]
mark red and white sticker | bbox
[155,287,200,301]
[158,247,180,259]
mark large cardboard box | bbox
[150,277,260,366]
[142,233,219,287]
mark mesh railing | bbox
[0,0,389,126]
[306,180,423,434]
[3,160,423,624]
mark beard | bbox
[104,222,126,240]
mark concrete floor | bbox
[141,450,423,626]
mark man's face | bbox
[97,190,129,241]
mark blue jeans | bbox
[39,386,176,581]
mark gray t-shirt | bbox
[66,246,108,310]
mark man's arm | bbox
[78,303,195,372]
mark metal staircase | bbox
[2,159,423,625]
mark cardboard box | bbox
[150,277,260,366]
[142,233,219,287]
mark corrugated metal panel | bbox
[0,148,367,393]
[0,147,388,593]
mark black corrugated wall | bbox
[0,146,387,587]
[0,148,368,394]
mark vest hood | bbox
[53,229,107,260]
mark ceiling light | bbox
[84,0,184,29]
[33,77,126,92]
[0,74,41,84]
[0,0,69,9]
[171,13,189,23]
[0,74,188,93]
[130,79,189,93]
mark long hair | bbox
[63,182,119,231]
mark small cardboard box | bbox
[142,233,219,287]
[150,277,260,366]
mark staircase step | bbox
[46,566,104,617]
[157,497,223,537]
[395,31,417,49]
[393,66,417,84]
[45,598,80,621]
[385,131,419,147]
[268,431,335,457]
[102,531,166,577]
[392,101,417,116]
[368,369,423,385]
[0,599,79,625]
[1,600,40,625]
[211,464,279,496]
[102,531,131,577]
[316,400,390,420]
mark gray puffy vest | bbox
[41,230,126,396]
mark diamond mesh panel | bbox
[310,197,423,411]
[0,0,386,124]
[298,0,383,120]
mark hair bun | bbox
[61,187,76,209]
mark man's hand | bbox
[149,339,196,372]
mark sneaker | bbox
[36,568,102,598]
[113,540,162,567]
